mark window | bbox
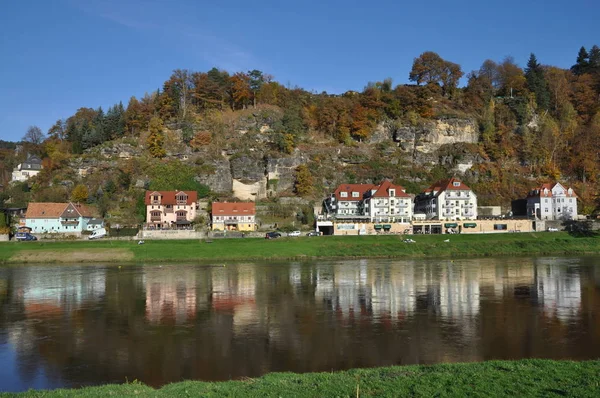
[340,192,348,198]
[453,181,460,187]
[545,208,548,213]
[352,192,359,198]
[390,189,395,197]
[494,224,508,230]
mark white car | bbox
[287,231,301,237]
[547,227,558,232]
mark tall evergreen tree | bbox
[571,46,590,75]
[525,53,550,110]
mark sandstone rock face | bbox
[230,154,266,182]
[232,178,267,200]
[393,118,479,155]
[266,153,308,193]
[195,158,233,194]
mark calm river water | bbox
[1,256,599,392]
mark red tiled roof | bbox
[527,182,577,198]
[334,184,375,201]
[212,202,256,216]
[26,202,98,218]
[145,190,198,205]
[424,177,472,197]
[372,180,410,198]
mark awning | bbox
[463,223,477,228]
[444,223,458,228]
[374,224,383,229]
[383,224,392,229]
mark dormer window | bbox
[352,192,359,198]
[453,182,460,187]
[340,192,348,198]
[389,189,395,197]
[176,193,188,204]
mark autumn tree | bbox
[146,116,166,158]
[23,125,45,145]
[496,57,527,97]
[189,131,212,149]
[71,184,89,203]
[47,119,66,140]
[409,51,464,96]
[295,164,313,196]
[229,72,252,109]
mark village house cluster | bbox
[6,179,579,239]
[317,178,579,235]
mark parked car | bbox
[547,227,559,232]
[287,230,301,237]
[306,231,320,237]
[88,228,107,240]
[15,232,37,241]
[265,232,282,239]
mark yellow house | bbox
[211,202,257,231]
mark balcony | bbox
[151,200,161,205]
[150,216,162,222]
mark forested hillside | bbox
[1,46,599,224]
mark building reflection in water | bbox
[0,256,596,392]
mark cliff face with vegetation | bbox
[1,46,600,225]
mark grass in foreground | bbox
[1,232,600,264]
[5,359,600,397]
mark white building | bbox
[323,181,412,222]
[362,180,413,223]
[526,182,577,220]
[414,177,477,221]
[11,155,42,183]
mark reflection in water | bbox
[0,256,599,392]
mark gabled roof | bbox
[212,202,256,216]
[144,190,198,205]
[333,184,375,201]
[527,182,577,198]
[25,202,98,219]
[371,180,410,198]
[422,177,473,197]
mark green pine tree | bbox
[525,53,550,110]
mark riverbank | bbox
[4,359,599,397]
[1,232,599,264]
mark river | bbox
[0,256,599,392]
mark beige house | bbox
[145,190,198,229]
[211,202,257,231]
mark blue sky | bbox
[1,0,598,142]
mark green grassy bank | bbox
[5,360,600,397]
[1,232,600,264]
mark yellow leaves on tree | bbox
[146,116,166,158]
[294,164,313,197]
[350,104,376,141]
[71,184,89,203]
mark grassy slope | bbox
[6,360,600,397]
[1,232,599,264]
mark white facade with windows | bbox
[414,178,477,221]
[526,183,577,220]
[323,181,412,222]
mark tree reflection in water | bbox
[0,256,598,392]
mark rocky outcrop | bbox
[266,153,308,193]
[195,158,233,193]
[230,153,266,182]
[392,118,479,157]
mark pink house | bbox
[145,190,198,229]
